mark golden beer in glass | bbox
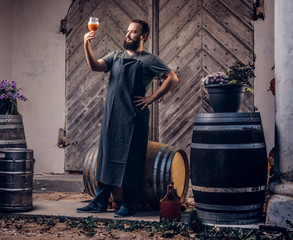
[88,17,99,32]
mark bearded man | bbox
[77,19,178,217]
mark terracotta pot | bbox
[206,84,245,112]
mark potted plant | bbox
[0,80,28,115]
[202,61,255,112]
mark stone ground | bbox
[0,192,193,239]
[1,192,292,239]
[0,220,189,240]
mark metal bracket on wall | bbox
[253,0,264,21]
[57,128,69,148]
[60,17,67,34]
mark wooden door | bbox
[65,0,254,172]
[65,0,152,171]
[158,0,254,154]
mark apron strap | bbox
[137,51,142,61]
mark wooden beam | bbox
[151,0,160,142]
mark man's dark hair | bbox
[131,19,150,42]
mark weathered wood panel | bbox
[65,0,254,171]
[65,0,151,171]
[158,0,254,156]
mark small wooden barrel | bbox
[0,115,27,148]
[0,148,34,212]
[190,112,267,225]
[83,141,190,209]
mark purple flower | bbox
[0,80,28,103]
[203,71,230,86]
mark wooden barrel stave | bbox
[89,147,98,197]
[143,142,165,205]
[157,146,174,202]
[169,149,190,203]
[83,146,94,197]
[0,115,27,148]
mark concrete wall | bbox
[254,0,275,154]
[0,0,71,173]
[0,0,13,79]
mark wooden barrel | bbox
[0,148,34,212]
[0,115,27,148]
[143,141,189,208]
[190,112,267,225]
[83,141,189,209]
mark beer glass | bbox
[88,17,99,32]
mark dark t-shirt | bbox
[102,50,171,91]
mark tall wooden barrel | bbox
[83,141,189,209]
[0,115,27,148]
[190,112,267,225]
[0,148,34,212]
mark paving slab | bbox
[19,198,160,222]
[0,196,263,230]
[0,197,195,223]
[33,173,84,193]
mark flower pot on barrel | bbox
[206,83,245,112]
[202,62,255,113]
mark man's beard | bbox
[123,37,140,51]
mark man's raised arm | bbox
[84,31,108,72]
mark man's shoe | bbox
[76,205,107,213]
[114,206,136,218]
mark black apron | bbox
[96,57,149,191]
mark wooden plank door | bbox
[65,0,152,171]
[64,0,254,172]
[157,0,254,155]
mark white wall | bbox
[254,0,275,154]
[0,0,71,173]
[0,0,13,79]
